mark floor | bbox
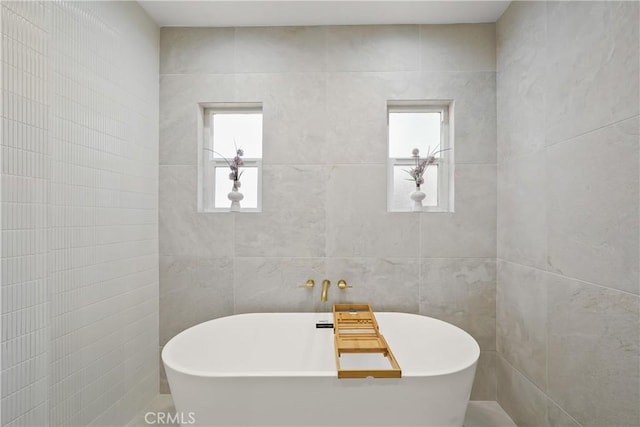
[464,401,517,427]
[128,395,517,427]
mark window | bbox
[198,103,263,212]
[387,101,453,212]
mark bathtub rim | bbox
[162,311,480,379]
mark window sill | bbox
[199,208,262,213]
[389,207,454,213]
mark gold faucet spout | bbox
[321,279,330,302]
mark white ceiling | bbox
[138,1,511,27]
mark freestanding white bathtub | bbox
[162,312,479,427]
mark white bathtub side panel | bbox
[165,363,477,427]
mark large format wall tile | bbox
[419,258,496,351]
[418,72,497,165]
[496,1,546,162]
[420,24,496,72]
[161,72,327,166]
[326,25,419,72]
[159,166,234,257]
[159,257,234,345]
[324,71,422,164]
[497,2,640,425]
[471,351,497,401]
[235,165,327,258]
[496,261,547,390]
[234,210,326,258]
[547,275,640,427]
[545,1,640,144]
[496,1,546,72]
[233,257,326,313]
[421,164,497,258]
[159,24,498,397]
[160,74,236,165]
[159,80,197,165]
[159,350,170,393]
[497,152,547,269]
[546,400,581,427]
[234,73,327,165]
[441,72,497,165]
[497,356,548,427]
[324,72,496,165]
[235,26,327,73]
[325,258,420,312]
[546,118,639,294]
[261,165,328,212]
[160,27,235,74]
[326,164,420,258]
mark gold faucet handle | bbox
[337,279,352,289]
[299,279,315,288]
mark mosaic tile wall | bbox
[1,2,49,425]
[1,2,159,425]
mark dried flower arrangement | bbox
[405,146,448,190]
[225,148,244,191]
[206,145,245,191]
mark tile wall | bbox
[159,24,498,397]
[496,2,639,426]
[1,2,49,425]
[3,3,636,425]
[1,1,159,425]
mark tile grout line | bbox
[497,342,585,427]
[545,113,640,150]
[158,70,497,77]
[497,258,640,298]
[498,113,640,165]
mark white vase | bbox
[227,189,244,212]
[410,188,426,211]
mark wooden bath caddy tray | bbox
[333,304,402,379]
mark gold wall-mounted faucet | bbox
[321,279,330,302]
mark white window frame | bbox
[387,101,454,213]
[197,102,263,213]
